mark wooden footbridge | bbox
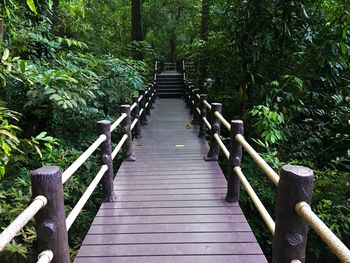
[1,60,349,263]
[74,98,266,263]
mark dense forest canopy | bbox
[0,0,349,262]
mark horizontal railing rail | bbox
[183,75,350,263]
[0,63,159,262]
[0,195,47,251]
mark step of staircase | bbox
[157,92,184,98]
[156,72,184,98]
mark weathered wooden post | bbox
[121,105,136,161]
[132,96,142,138]
[198,94,208,138]
[145,86,152,116]
[182,59,186,81]
[31,167,70,263]
[272,165,314,263]
[189,86,195,115]
[191,89,200,125]
[204,103,222,161]
[96,120,117,202]
[225,120,244,203]
[184,82,191,108]
[139,90,148,125]
[151,83,156,106]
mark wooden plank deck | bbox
[74,99,267,263]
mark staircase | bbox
[156,72,184,98]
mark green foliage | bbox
[250,105,285,145]
[1,0,349,262]
[0,107,21,177]
[0,1,148,261]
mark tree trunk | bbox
[170,33,177,62]
[52,0,60,25]
[200,0,210,40]
[197,0,211,88]
[131,0,143,60]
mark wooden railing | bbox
[0,65,158,263]
[183,76,350,263]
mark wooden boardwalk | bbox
[74,99,267,263]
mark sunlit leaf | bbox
[26,0,38,14]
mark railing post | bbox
[204,103,222,161]
[96,120,117,202]
[132,96,142,138]
[183,59,186,81]
[225,120,244,203]
[189,85,195,115]
[151,82,156,106]
[31,166,70,263]
[184,82,191,108]
[121,105,136,161]
[145,86,151,116]
[191,89,200,125]
[272,165,314,263]
[139,90,148,125]
[154,60,158,81]
[198,94,208,138]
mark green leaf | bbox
[26,0,38,15]
[5,7,11,20]
[2,49,10,61]
[340,42,346,55]
[33,145,42,158]
[19,60,26,73]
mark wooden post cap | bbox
[281,165,313,178]
[31,166,60,177]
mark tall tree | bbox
[131,0,143,60]
[197,0,211,87]
[200,0,210,40]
